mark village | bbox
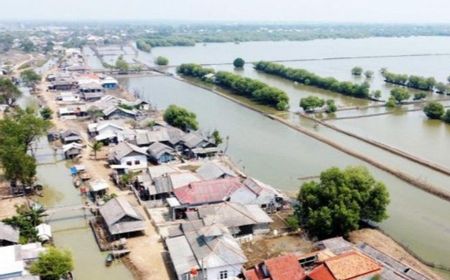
[0,38,444,280]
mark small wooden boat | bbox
[111,249,130,258]
[105,254,113,266]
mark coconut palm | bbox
[90,141,103,160]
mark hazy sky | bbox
[2,0,450,23]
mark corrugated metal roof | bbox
[99,197,145,235]
[174,178,243,205]
[0,222,19,244]
[196,161,237,181]
[166,236,198,277]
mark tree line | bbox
[423,101,450,124]
[177,63,290,111]
[382,70,450,93]
[254,61,371,99]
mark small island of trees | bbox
[351,66,363,76]
[155,56,169,66]
[423,101,450,124]
[382,70,437,91]
[254,61,371,99]
[233,57,245,68]
[299,96,337,113]
[177,63,290,111]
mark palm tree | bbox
[90,141,103,160]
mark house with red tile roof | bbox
[308,251,381,280]
[244,254,307,280]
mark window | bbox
[219,270,228,279]
[126,161,132,166]
[134,160,140,165]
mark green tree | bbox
[20,39,35,52]
[413,92,427,100]
[285,215,299,231]
[90,141,103,160]
[443,109,450,123]
[297,166,390,238]
[163,105,199,131]
[364,70,374,79]
[325,99,337,113]
[435,82,449,94]
[2,204,47,243]
[20,69,41,86]
[371,90,382,99]
[115,55,129,73]
[0,77,22,107]
[40,107,53,120]
[390,88,410,104]
[30,247,74,280]
[351,66,363,76]
[423,101,445,119]
[233,57,245,68]
[155,56,169,66]
[211,130,223,145]
[300,96,325,112]
[385,97,396,108]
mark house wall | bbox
[206,264,242,280]
[120,154,147,170]
[157,153,175,164]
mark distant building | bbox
[108,142,148,173]
[60,129,82,144]
[63,143,83,159]
[101,77,119,90]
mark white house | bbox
[0,243,44,280]
[166,224,247,280]
[108,142,148,172]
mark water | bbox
[35,140,132,280]
[118,74,450,271]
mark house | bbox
[166,223,247,280]
[0,243,44,280]
[99,197,146,237]
[308,251,381,280]
[49,79,75,91]
[103,106,137,120]
[79,82,104,101]
[88,179,109,197]
[181,132,218,158]
[108,142,148,172]
[101,77,119,90]
[173,178,243,207]
[147,142,176,164]
[58,105,88,119]
[196,161,237,181]
[191,202,273,236]
[0,222,19,246]
[63,143,83,159]
[229,178,286,212]
[135,127,185,148]
[60,129,82,144]
[56,91,81,104]
[356,243,430,280]
[244,254,306,280]
[88,121,125,144]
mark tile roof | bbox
[310,251,381,280]
[265,255,306,280]
[308,264,335,280]
[174,178,243,205]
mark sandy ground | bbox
[37,68,172,279]
[124,197,173,280]
[349,228,442,280]
[0,181,28,220]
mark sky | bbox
[2,0,450,23]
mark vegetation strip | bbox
[172,75,450,203]
[254,61,371,99]
[177,63,290,110]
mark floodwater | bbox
[34,140,132,280]
[118,75,450,270]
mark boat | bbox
[105,253,113,266]
[111,249,130,258]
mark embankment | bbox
[172,75,450,203]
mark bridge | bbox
[44,203,99,215]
